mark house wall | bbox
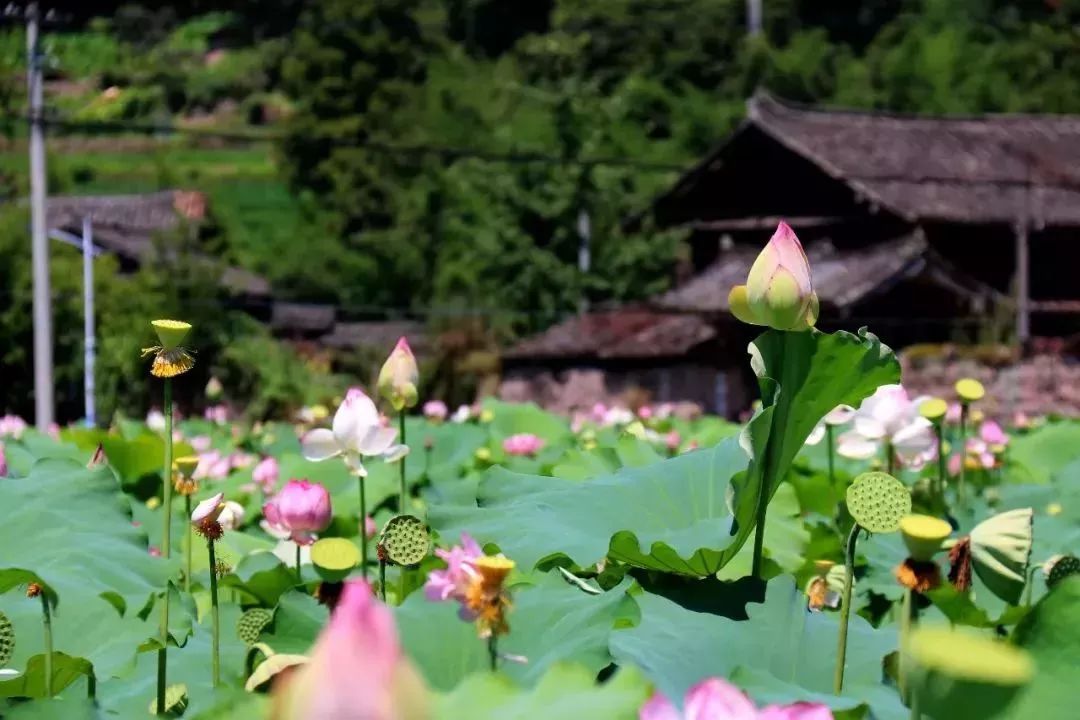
[500,361,746,416]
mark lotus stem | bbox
[207,538,220,687]
[156,377,174,715]
[87,670,95,700]
[934,422,946,507]
[886,440,896,477]
[40,592,53,697]
[834,523,861,695]
[295,543,302,584]
[826,424,836,487]
[379,559,387,602]
[900,587,914,703]
[358,474,368,580]
[488,635,498,672]
[958,403,968,511]
[750,477,770,580]
[184,495,192,594]
[398,412,407,514]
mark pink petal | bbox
[684,678,758,720]
[639,692,681,720]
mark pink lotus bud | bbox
[263,479,332,545]
[640,677,833,720]
[730,222,819,331]
[273,579,429,720]
[502,433,545,457]
[423,400,448,422]
[364,515,378,540]
[378,337,420,411]
[979,420,1009,446]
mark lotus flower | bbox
[191,492,226,540]
[263,479,332,545]
[378,337,420,411]
[194,450,231,481]
[640,677,833,720]
[252,456,280,493]
[502,433,545,457]
[729,222,819,332]
[273,579,429,720]
[218,500,246,531]
[423,400,448,422]
[804,405,856,446]
[424,533,483,606]
[836,385,937,469]
[979,420,1008,447]
[302,388,408,476]
[145,409,166,433]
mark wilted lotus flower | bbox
[836,385,937,469]
[252,456,280,493]
[424,533,483,606]
[423,400,448,422]
[302,388,408,476]
[263,479,332,545]
[218,500,246,531]
[191,492,226,540]
[729,222,819,332]
[273,579,429,720]
[378,337,420,412]
[503,433,545,457]
[640,677,833,720]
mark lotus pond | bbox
[0,321,1078,719]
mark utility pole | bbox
[747,0,763,36]
[82,217,95,427]
[27,1,54,429]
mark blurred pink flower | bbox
[229,451,256,470]
[189,435,212,453]
[0,442,6,477]
[1012,411,1033,430]
[148,546,161,557]
[252,456,280,493]
[0,414,27,439]
[503,433,545,457]
[638,405,655,420]
[979,420,1009,446]
[665,431,682,452]
[364,515,378,540]
[424,533,483,610]
[204,404,228,425]
[640,678,832,720]
[145,409,166,433]
[263,479,332,545]
[274,579,428,720]
[590,402,608,423]
[46,423,60,440]
[450,405,472,423]
[423,400,448,422]
[948,453,963,477]
[194,450,230,481]
[945,403,962,424]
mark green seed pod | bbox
[379,514,430,566]
[310,537,362,583]
[236,608,273,646]
[846,471,911,533]
[1047,555,1080,590]
[0,610,14,667]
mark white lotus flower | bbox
[836,384,937,469]
[301,388,409,476]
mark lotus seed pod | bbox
[0,610,14,667]
[903,627,1033,720]
[1047,555,1080,590]
[954,378,985,403]
[900,514,953,561]
[237,608,273,646]
[379,514,430,566]
[151,319,192,350]
[846,472,911,533]
[310,537,362,583]
[969,508,1033,605]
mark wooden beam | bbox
[684,215,848,232]
[1014,221,1030,341]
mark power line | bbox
[0,112,688,173]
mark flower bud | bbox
[377,338,419,411]
[730,222,819,331]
